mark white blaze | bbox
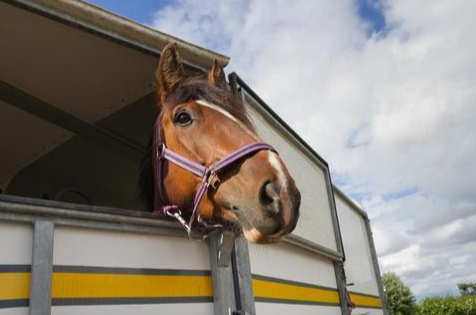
[268,151,287,187]
[196,99,239,123]
[195,99,259,141]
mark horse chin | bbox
[243,228,282,244]
[215,208,280,243]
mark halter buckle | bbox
[206,172,220,190]
[156,143,166,159]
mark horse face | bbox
[155,44,300,243]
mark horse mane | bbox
[138,76,253,210]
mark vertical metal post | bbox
[334,261,350,315]
[209,232,237,315]
[364,218,389,315]
[232,236,256,315]
[29,220,54,315]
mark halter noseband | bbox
[152,104,276,237]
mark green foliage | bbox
[382,272,417,315]
[459,283,476,296]
[418,296,459,315]
[459,295,476,315]
[418,295,476,315]
[380,274,476,315]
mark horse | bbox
[140,43,300,244]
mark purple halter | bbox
[152,107,276,237]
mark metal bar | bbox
[364,217,389,315]
[325,171,346,259]
[0,211,188,238]
[334,261,350,315]
[0,199,185,231]
[232,236,256,315]
[284,234,343,261]
[0,79,145,163]
[0,194,157,220]
[218,231,236,267]
[29,220,54,315]
[208,233,237,315]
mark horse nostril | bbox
[259,180,280,209]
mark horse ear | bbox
[156,43,185,105]
[209,59,227,89]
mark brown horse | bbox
[140,43,300,243]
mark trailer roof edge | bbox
[8,0,230,70]
[332,184,370,220]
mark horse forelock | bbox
[139,76,253,211]
[159,77,253,130]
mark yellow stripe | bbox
[0,271,380,309]
[252,279,340,305]
[51,273,213,298]
[349,293,382,308]
[0,273,30,300]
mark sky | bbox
[88,0,476,299]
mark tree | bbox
[417,283,476,315]
[382,272,417,315]
[418,296,459,315]
[458,283,476,296]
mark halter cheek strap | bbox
[153,120,276,237]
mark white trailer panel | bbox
[246,101,338,252]
[352,308,384,315]
[248,242,342,315]
[51,304,213,315]
[334,188,386,312]
[249,242,337,287]
[0,222,33,264]
[53,227,210,269]
[256,304,342,315]
[335,196,379,295]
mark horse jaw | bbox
[243,228,282,244]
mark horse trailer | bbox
[0,0,388,314]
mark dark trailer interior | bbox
[0,0,228,210]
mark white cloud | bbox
[150,0,476,298]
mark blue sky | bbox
[87,0,164,24]
[357,0,387,34]
[89,0,387,35]
[87,0,476,299]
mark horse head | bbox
[142,43,300,243]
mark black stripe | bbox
[252,274,338,292]
[0,299,29,309]
[348,291,382,299]
[0,264,31,273]
[52,296,213,306]
[53,265,211,276]
[255,297,340,307]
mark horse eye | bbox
[174,111,193,126]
